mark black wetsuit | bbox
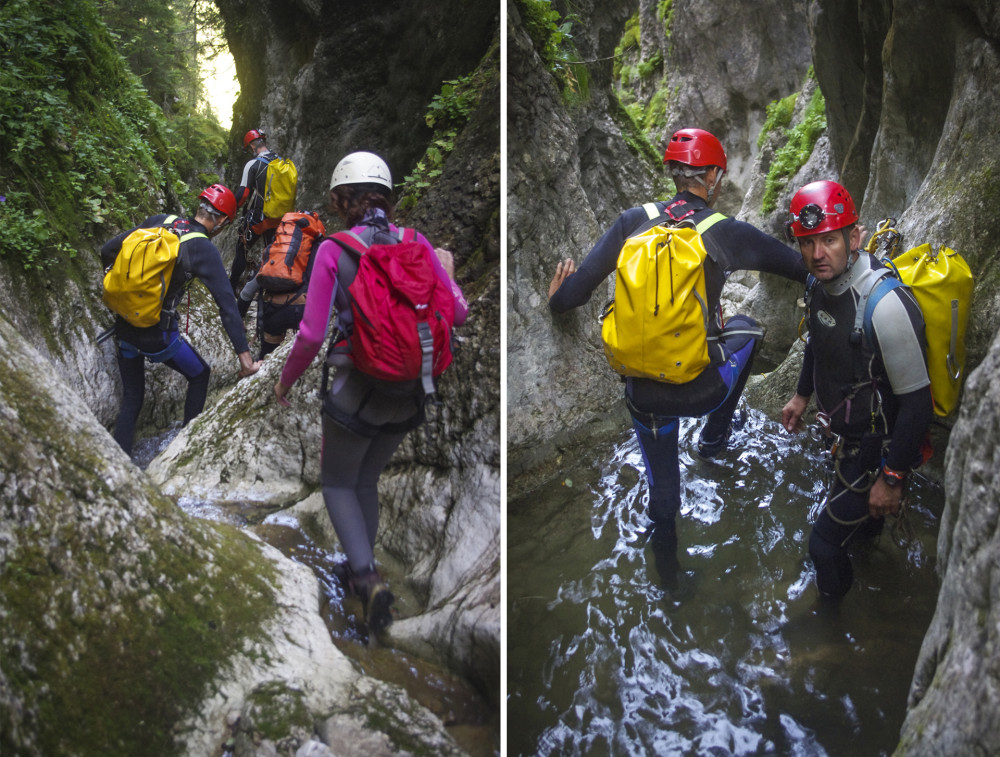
[101,214,249,454]
[231,149,279,294]
[797,252,932,597]
[550,191,808,526]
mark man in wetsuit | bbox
[101,184,261,456]
[230,128,280,309]
[780,180,932,600]
[548,128,808,584]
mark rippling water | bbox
[508,409,943,756]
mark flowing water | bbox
[134,429,498,756]
[507,409,943,756]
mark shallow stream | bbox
[134,430,498,756]
[507,410,943,756]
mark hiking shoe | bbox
[696,410,746,459]
[350,569,395,635]
[365,583,395,636]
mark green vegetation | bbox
[758,92,798,149]
[613,13,641,80]
[398,38,499,212]
[638,51,664,80]
[657,0,675,37]
[0,345,278,756]
[611,12,669,172]
[516,0,588,105]
[0,0,228,271]
[761,81,827,213]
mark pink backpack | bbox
[329,227,455,395]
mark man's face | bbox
[797,226,860,281]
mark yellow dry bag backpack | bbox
[102,215,206,328]
[259,156,298,220]
[862,222,974,416]
[601,203,725,384]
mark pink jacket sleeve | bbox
[279,237,341,388]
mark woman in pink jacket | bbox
[274,152,468,636]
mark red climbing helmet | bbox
[243,129,266,148]
[199,184,236,222]
[663,128,727,170]
[788,180,858,237]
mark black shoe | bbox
[330,559,354,590]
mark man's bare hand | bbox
[549,258,577,299]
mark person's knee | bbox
[189,364,210,385]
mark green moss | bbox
[613,13,640,80]
[2,520,277,756]
[0,351,278,755]
[758,92,799,149]
[637,51,663,79]
[243,682,313,740]
[644,87,669,134]
[609,96,673,198]
[657,0,675,38]
[761,84,828,213]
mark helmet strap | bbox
[705,168,724,202]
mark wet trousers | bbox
[114,333,210,455]
[809,435,886,598]
[629,316,760,525]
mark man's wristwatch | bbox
[881,465,906,488]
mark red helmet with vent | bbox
[199,184,236,222]
[663,128,727,170]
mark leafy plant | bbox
[0,0,228,271]
[758,92,798,149]
[397,43,497,212]
[517,0,586,104]
[761,84,827,213]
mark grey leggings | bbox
[320,369,422,572]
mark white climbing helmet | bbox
[329,151,393,191]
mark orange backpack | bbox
[255,211,326,293]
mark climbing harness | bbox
[626,394,678,439]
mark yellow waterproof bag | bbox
[601,212,723,384]
[103,216,205,328]
[262,157,298,219]
[891,243,973,416]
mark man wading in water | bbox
[781,180,932,601]
[548,128,807,591]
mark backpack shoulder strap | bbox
[329,230,369,256]
[397,227,417,243]
[642,202,662,220]
[695,212,726,235]
[857,267,904,346]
